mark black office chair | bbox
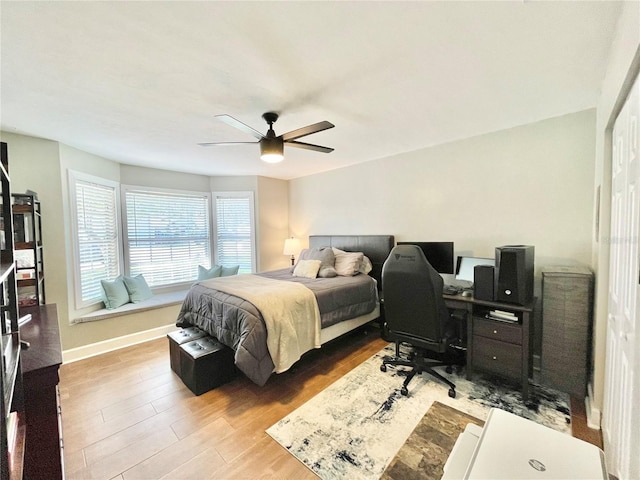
[380,245,458,398]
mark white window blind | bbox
[123,186,211,287]
[69,172,121,307]
[213,192,256,274]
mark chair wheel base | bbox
[448,388,456,398]
[401,386,408,396]
[446,366,453,374]
[380,364,387,372]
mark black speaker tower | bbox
[495,245,534,305]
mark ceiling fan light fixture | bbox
[260,137,284,163]
[200,112,334,163]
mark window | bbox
[69,171,122,308]
[122,186,211,287]
[69,175,255,311]
[213,192,256,274]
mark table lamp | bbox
[283,237,301,266]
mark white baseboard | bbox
[62,323,179,364]
[585,382,602,429]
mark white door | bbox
[603,71,639,480]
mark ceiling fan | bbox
[198,112,334,163]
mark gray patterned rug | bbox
[266,343,571,480]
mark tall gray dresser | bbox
[541,266,594,397]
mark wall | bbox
[208,175,290,272]
[2,0,635,377]
[61,145,184,350]
[290,109,596,356]
[0,132,75,346]
[0,132,290,352]
[0,135,130,352]
[256,176,290,272]
[121,164,211,192]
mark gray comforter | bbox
[175,269,377,386]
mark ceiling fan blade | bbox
[281,121,334,141]
[215,114,265,140]
[285,140,334,154]
[197,141,258,147]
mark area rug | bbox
[381,401,484,480]
[266,343,571,480]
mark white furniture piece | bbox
[442,408,607,479]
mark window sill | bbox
[73,290,188,324]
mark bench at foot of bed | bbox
[167,328,236,395]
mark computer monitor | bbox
[455,256,495,283]
[397,241,455,274]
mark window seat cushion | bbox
[74,290,188,323]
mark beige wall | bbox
[207,175,290,272]
[256,176,290,272]
[591,1,640,420]
[1,2,636,392]
[290,109,596,356]
[0,133,76,348]
[290,110,595,265]
[0,136,124,351]
[121,164,211,192]
[0,132,289,351]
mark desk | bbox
[443,293,536,400]
[19,304,64,480]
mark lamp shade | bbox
[260,137,284,163]
[283,237,302,256]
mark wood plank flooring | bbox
[59,327,602,479]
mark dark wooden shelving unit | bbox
[11,194,45,310]
[1,141,26,480]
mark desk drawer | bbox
[473,317,522,345]
[473,337,522,378]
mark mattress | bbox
[258,268,377,328]
[175,270,378,386]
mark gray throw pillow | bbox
[292,247,337,278]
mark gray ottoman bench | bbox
[179,336,236,395]
[167,327,207,374]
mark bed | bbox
[175,234,395,386]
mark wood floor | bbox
[59,327,602,479]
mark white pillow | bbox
[291,247,337,278]
[292,259,322,279]
[332,247,365,276]
[359,255,373,275]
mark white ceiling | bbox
[0,1,622,180]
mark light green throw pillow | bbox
[221,265,239,277]
[198,265,222,280]
[123,274,154,303]
[100,276,130,309]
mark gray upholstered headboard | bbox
[309,235,395,289]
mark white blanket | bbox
[199,274,321,373]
